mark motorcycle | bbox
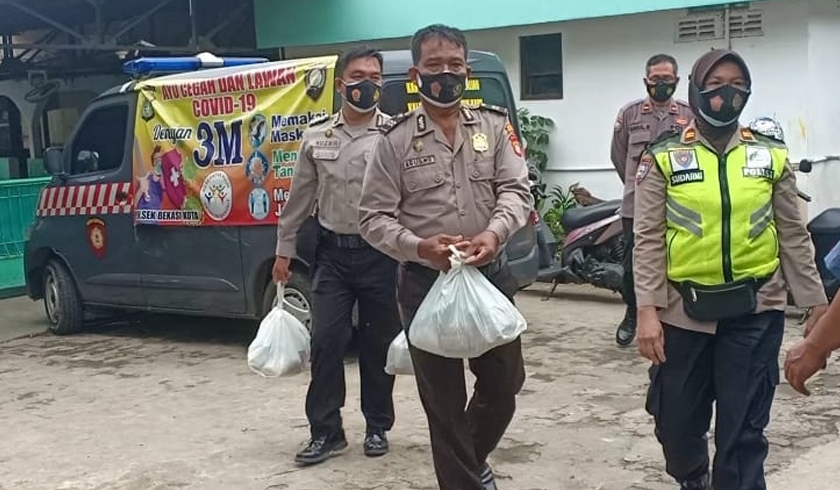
[795,156,840,302]
[527,162,624,295]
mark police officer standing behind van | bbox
[358,24,530,490]
[610,54,692,347]
[633,49,828,490]
[273,46,401,466]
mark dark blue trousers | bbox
[646,311,785,490]
[305,239,401,438]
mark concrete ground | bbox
[1,284,840,490]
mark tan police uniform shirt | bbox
[611,98,692,218]
[275,109,388,257]
[358,104,530,266]
[633,121,828,334]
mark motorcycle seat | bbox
[561,199,622,230]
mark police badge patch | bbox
[636,155,653,184]
[668,149,699,173]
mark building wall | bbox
[285,0,840,218]
[253,0,775,48]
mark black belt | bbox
[319,228,369,249]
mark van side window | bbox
[70,104,129,175]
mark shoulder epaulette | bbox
[478,103,508,116]
[378,111,411,134]
[308,114,331,127]
[646,129,682,151]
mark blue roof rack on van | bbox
[122,52,268,78]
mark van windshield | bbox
[379,76,510,116]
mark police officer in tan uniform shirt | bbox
[610,53,692,348]
[633,49,829,490]
[273,46,401,466]
[358,24,530,490]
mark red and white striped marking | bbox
[36,182,132,217]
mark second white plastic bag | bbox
[247,285,311,377]
[385,330,414,375]
[408,246,527,359]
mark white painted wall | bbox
[285,0,840,219]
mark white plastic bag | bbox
[385,330,414,375]
[247,285,311,377]
[408,245,527,359]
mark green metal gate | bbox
[0,177,51,298]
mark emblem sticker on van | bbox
[86,217,107,259]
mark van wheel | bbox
[43,260,84,335]
[262,274,313,331]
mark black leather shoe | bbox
[294,431,348,465]
[680,473,710,490]
[363,429,389,457]
[615,305,637,347]
[480,463,498,490]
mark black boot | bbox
[615,305,637,347]
[294,430,348,465]
[363,428,389,457]
[680,473,710,490]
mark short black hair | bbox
[646,54,678,76]
[335,45,383,78]
[411,24,468,65]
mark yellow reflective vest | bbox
[648,127,786,286]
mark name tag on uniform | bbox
[312,148,340,160]
[403,155,435,171]
[313,139,340,148]
[668,149,703,186]
[743,147,774,179]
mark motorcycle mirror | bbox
[799,160,812,173]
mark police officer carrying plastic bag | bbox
[247,285,311,377]
[359,23,531,490]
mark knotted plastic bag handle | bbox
[447,244,466,269]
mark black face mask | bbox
[342,79,381,113]
[417,72,467,108]
[647,81,677,103]
[690,83,751,128]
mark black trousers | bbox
[646,311,785,490]
[397,261,526,490]
[621,218,636,308]
[305,239,401,438]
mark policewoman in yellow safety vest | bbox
[633,49,829,490]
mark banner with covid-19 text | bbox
[132,55,337,226]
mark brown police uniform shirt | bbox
[633,121,828,334]
[275,109,388,257]
[611,98,692,218]
[358,104,531,266]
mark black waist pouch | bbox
[674,278,761,322]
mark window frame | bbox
[67,100,131,178]
[519,33,564,101]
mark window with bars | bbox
[519,33,563,100]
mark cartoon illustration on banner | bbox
[132,55,337,226]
